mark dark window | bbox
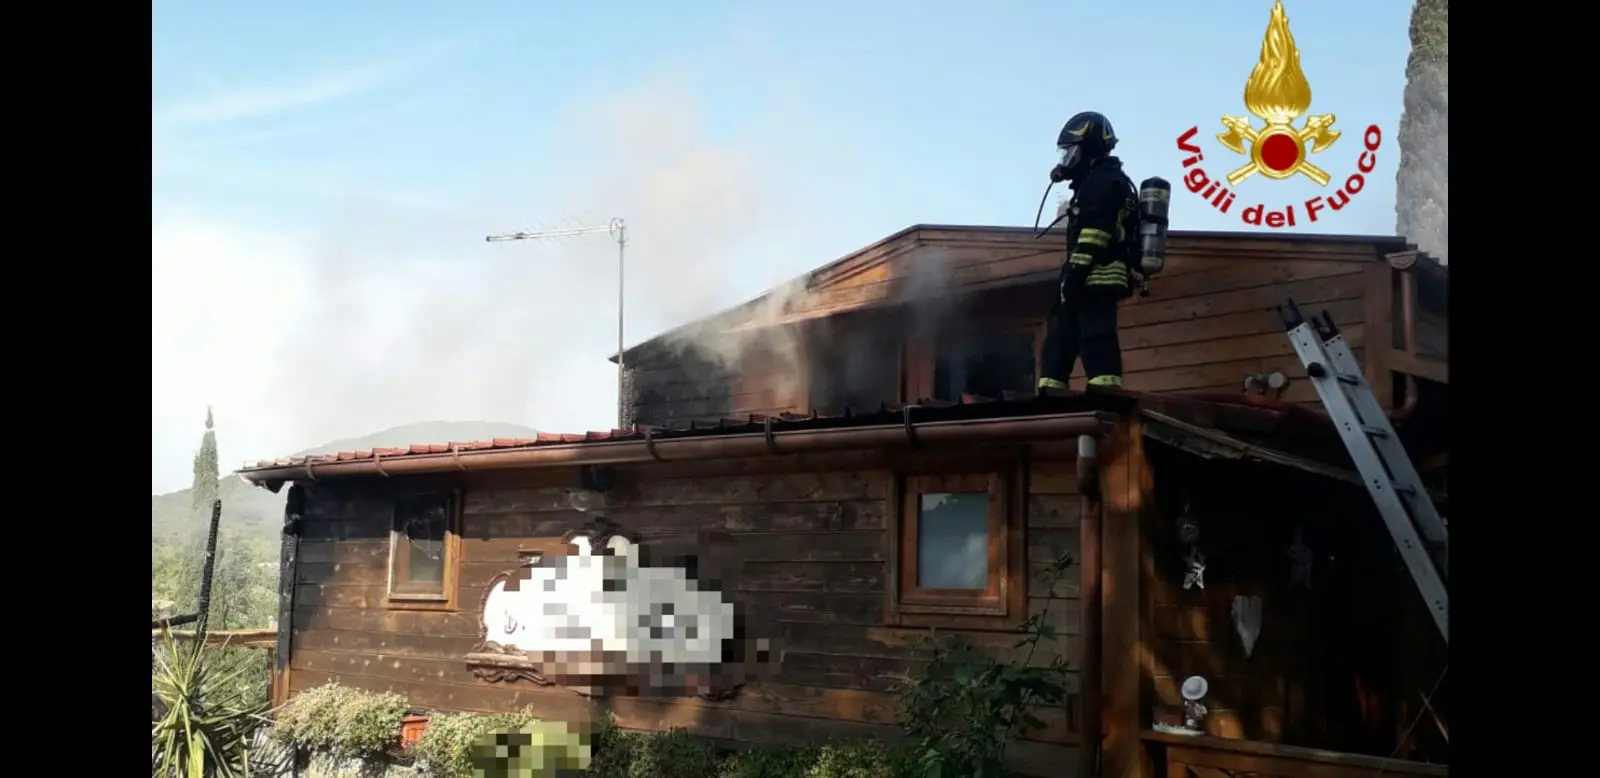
[390,493,456,601]
[809,323,900,412]
[933,330,1036,399]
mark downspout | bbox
[1389,267,1422,421]
[1076,434,1104,778]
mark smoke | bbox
[903,247,959,345]
[152,76,852,488]
[1394,0,1448,264]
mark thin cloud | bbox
[154,65,390,129]
[153,32,483,131]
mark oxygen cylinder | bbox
[1137,177,1171,275]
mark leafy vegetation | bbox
[276,687,916,778]
[411,706,573,778]
[271,682,409,759]
[894,551,1077,777]
[151,632,271,778]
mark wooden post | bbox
[1078,437,1104,778]
[1098,417,1153,778]
[193,499,224,643]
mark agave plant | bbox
[151,630,269,777]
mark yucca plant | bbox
[151,630,270,777]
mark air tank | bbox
[1137,177,1171,275]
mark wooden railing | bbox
[1143,731,1447,778]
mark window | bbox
[893,472,1022,621]
[388,491,461,608]
[807,316,900,413]
[933,329,1037,399]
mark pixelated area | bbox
[468,720,591,778]
[471,520,774,697]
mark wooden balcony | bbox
[1144,731,1447,778]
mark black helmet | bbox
[1053,112,1118,182]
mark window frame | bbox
[889,465,1027,627]
[386,488,463,611]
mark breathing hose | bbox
[1032,182,1069,239]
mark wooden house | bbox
[242,225,1449,778]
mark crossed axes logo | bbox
[1214,0,1341,187]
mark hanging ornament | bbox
[1182,547,1207,590]
[1176,501,1202,547]
[1231,595,1263,658]
[1286,526,1313,590]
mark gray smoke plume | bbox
[1394,0,1448,264]
[241,79,840,453]
[148,76,860,490]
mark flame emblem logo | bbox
[1216,1,1341,187]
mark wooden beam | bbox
[151,613,199,630]
[154,628,278,650]
[1098,417,1153,778]
[1140,410,1448,505]
[1387,349,1448,384]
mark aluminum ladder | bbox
[1278,299,1448,644]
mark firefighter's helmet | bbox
[1054,112,1118,181]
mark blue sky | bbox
[151,0,1418,491]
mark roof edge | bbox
[612,225,1415,363]
[239,409,1118,487]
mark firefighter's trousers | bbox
[1040,264,1125,389]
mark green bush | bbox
[895,551,1077,778]
[716,743,819,778]
[617,728,719,778]
[412,707,588,774]
[151,635,269,778]
[271,683,408,758]
[804,741,915,778]
[413,706,584,778]
[713,740,915,778]
[582,717,635,778]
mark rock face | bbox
[1395,0,1449,264]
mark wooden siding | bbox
[628,229,1438,428]
[287,449,1089,777]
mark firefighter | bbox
[1038,111,1140,392]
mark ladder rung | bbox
[1362,425,1388,438]
[1394,484,1416,495]
[1337,373,1361,385]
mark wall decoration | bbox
[1175,501,1202,547]
[1286,525,1313,590]
[1231,595,1263,658]
[1176,499,1207,591]
[465,516,750,700]
[1182,547,1207,591]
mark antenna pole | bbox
[485,218,630,428]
